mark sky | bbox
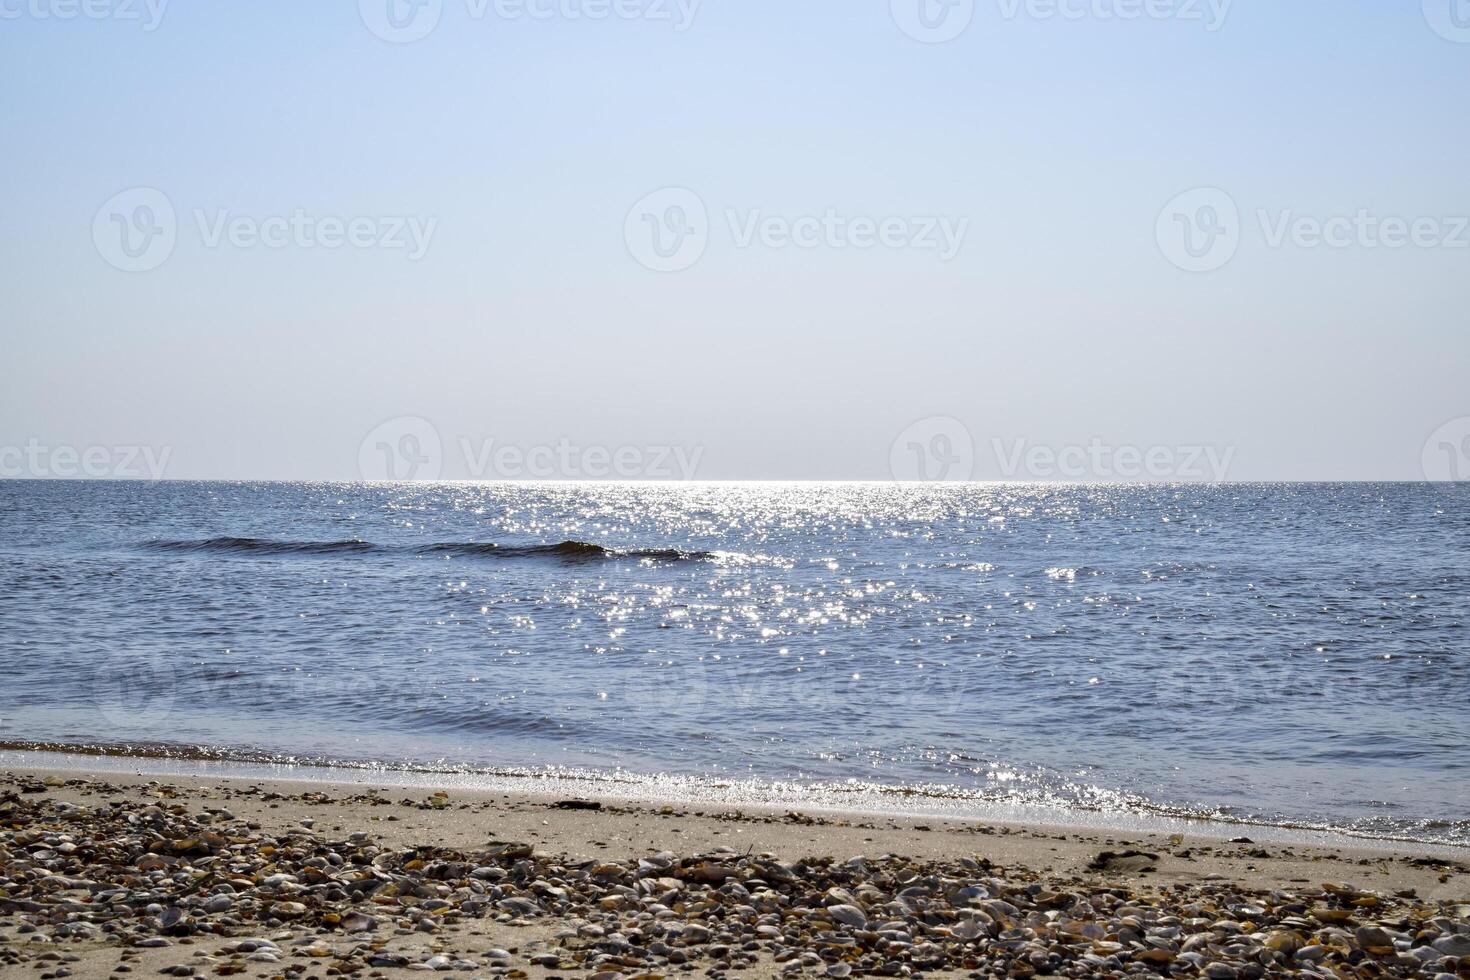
[2,0,1468,481]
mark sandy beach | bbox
[8,0,1467,974]
[2,761,1467,979]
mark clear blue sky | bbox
[3,0,1467,480]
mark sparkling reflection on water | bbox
[0,481,1466,843]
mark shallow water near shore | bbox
[5,747,1469,860]
[1,481,1467,845]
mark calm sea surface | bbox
[1,481,1466,843]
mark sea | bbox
[1,480,1466,845]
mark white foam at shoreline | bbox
[4,747,1464,859]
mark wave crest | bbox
[143,537,711,563]
[145,537,374,556]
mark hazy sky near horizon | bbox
[2,0,1468,481]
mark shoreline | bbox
[3,746,1466,857]
[2,764,1467,978]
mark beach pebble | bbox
[1294,945,1328,962]
[368,954,408,967]
[1434,934,1470,957]
[827,904,867,929]
[680,924,712,944]
[1355,925,1395,950]
[0,773,1466,980]
[342,912,377,932]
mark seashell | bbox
[342,912,377,932]
[682,862,738,884]
[1263,930,1305,953]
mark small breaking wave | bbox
[3,739,1466,849]
[145,537,376,556]
[421,540,708,562]
[142,537,712,563]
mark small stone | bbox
[1355,925,1394,951]
[342,912,376,933]
[1434,934,1470,956]
[367,954,408,968]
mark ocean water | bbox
[1,480,1466,844]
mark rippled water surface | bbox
[1,481,1466,843]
